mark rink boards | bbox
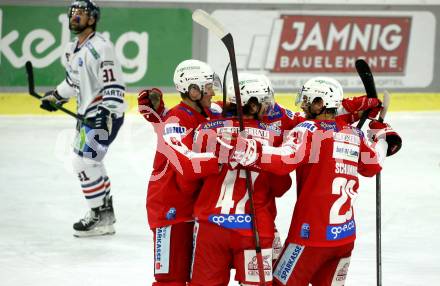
[1,92,440,115]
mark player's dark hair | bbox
[223,97,260,119]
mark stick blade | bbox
[379,90,391,122]
[192,9,228,39]
[355,59,377,98]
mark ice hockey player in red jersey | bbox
[141,59,221,286]
[231,77,402,286]
[163,73,290,285]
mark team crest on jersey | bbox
[78,57,83,67]
[244,249,272,282]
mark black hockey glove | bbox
[40,90,68,112]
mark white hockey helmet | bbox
[173,59,221,95]
[227,73,274,106]
[296,77,343,109]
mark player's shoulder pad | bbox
[295,120,318,133]
[174,104,194,117]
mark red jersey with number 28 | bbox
[256,118,382,246]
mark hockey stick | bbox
[222,62,231,118]
[193,9,266,284]
[354,59,383,286]
[355,59,378,129]
[25,61,92,126]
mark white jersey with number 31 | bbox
[56,32,126,118]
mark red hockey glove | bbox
[368,120,402,156]
[230,135,262,167]
[342,95,382,119]
[137,88,165,123]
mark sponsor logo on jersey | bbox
[102,89,124,97]
[164,125,187,135]
[296,121,317,132]
[285,109,295,120]
[274,243,304,284]
[326,218,356,240]
[202,120,224,129]
[100,60,114,68]
[244,249,273,282]
[300,223,310,239]
[245,127,270,140]
[218,126,239,133]
[335,162,358,177]
[85,41,100,59]
[333,142,360,162]
[334,132,361,146]
[320,121,337,131]
[155,226,171,274]
[208,214,252,229]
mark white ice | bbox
[0,112,439,286]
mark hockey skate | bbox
[104,195,116,224]
[73,196,116,237]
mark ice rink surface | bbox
[1,112,439,286]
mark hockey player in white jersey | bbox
[40,0,126,237]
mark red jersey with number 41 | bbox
[256,118,382,247]
[191,118,292,238]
